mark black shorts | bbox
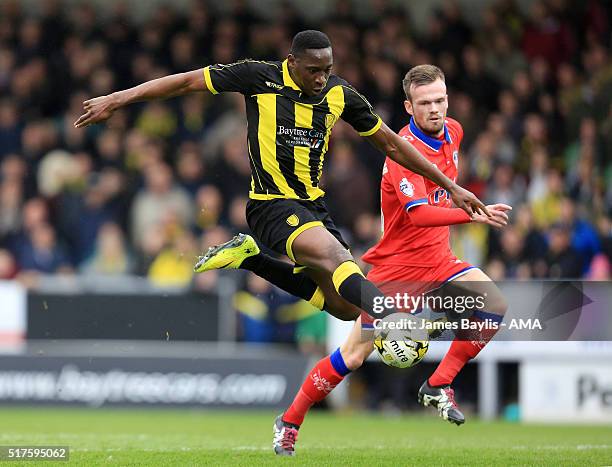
[246,197,349,262]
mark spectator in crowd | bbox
[547,223,583,278]
[81,222,133,276]
[130,161,193,249]
[485,162,525,208]
[531,169,564,229]
[513,204,548,276]
[558,197,600,274]
[0,99,22,157]
[495,226,526,278]
[56,165,127,264]
[526,146,549,204]
[14,222,72,275]
[485,30,527,88]
[176,142,209,197]
[194,184,224,232]
[0,177,23,242]
[147,230,197,288]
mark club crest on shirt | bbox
[399,178,414,197]
[453,150,459,168]
[286,214,300,227]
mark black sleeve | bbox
[203,60,255,95]
[340,84,382,136]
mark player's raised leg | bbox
[274,316,373,456]
[290,225,395,328]
[418,267,507,425]
[194,233,322,312]
[194,233,361,321]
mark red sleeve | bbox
[385,159,429,211]
[407,204,472,227]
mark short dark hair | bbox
[402,64,445,101]
[290,30,331,57]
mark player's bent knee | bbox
[317,251,354,276]
[323,253,354,276]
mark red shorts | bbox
[365,256,476,315]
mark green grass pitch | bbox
[0,408,611,465]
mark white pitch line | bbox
[512,445,612,451]
[577,445,612,450]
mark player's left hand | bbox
[472,203,512,228]
[449,184,490,217]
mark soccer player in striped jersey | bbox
[75,30,486,337]
[75,32,492,456]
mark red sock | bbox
[283,356,345,426]
[428,316,499,387]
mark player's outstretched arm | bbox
[74,69,207,128]
[409,203,512,228]
[366,122,489,217]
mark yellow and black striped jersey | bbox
[202,59,382,201]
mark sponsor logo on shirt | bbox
[277,126,325,149]
[429,188,450,206]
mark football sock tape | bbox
[332,261,364,292]
[308,286,325,310]
[330,347,351,376]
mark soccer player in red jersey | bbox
[273,65,511,455]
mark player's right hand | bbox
[74,94,118,128]
[472,203,512,228]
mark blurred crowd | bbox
[0,0,611,315]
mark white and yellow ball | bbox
[373,334,429,369]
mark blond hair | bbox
[402,64,445,101]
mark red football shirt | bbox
[362,117,463,267]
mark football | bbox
[373,334,429,369]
